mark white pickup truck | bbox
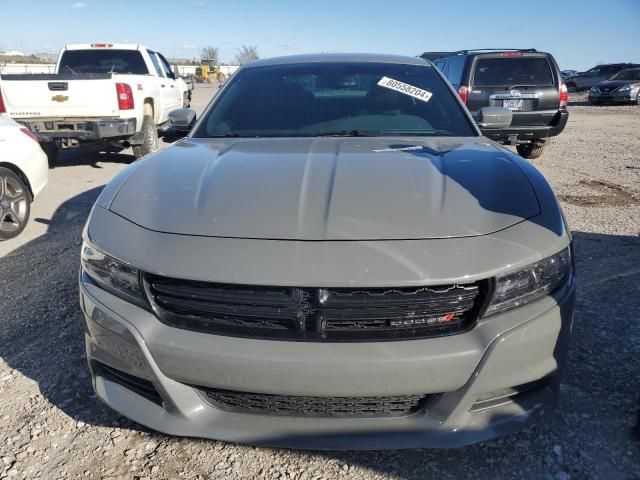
[0,43,193,163]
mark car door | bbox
[157,53,182,112]
[146,50,170,122]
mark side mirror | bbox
[474,107,512,130]
[168,108,196,132]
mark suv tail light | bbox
[559,83,568,110]
[0,90,6,113]
[116,83,134,110]
[458,85,469,104]
[20,128,38,142]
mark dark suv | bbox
[564,63,640,93]
[424,49,568,159]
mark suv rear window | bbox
[473,57,554,87]
[59,49,149,75]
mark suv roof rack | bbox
[419,49,538,60]
[451,48,538,55]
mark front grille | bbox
[144,275,487,341]
[197,387,432,417]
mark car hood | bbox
[597,79,639,89]
[109,137,540,240]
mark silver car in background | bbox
[79,54,575,449]
[588,68,640,105]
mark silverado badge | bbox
[51,95,69,102]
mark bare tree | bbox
[200,46,219,64]
[234,45,259,65]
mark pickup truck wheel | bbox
[0,167,30,240]
[516,141,546,160]
[183,92,190,108]
[132,115,159,159]
[41,143,58,167]
[566,83,577,93]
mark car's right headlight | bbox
[590,86,599,93]
[484,248,572,316]
[81,240,147,308]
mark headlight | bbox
[590,86,599,92]
[616,84,632,92]
[81,241,147,307]
[485,248,572,316]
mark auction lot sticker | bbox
[377,77,433,103]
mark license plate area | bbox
[502,99,523,111]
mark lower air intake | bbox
[197,387,433,418]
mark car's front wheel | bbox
[516,141,546,160]
[0,167,31,240]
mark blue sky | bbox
[1,0,639,70]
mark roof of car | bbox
[244,53,432,68]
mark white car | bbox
[0,116,48,240]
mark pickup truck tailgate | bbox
[0,73,120,118]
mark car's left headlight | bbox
[590,86,599,93]
[484,248,572,316]
[81,240,147,308]
[616,84,632,92]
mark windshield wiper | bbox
[315,130,373,137]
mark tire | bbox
[183,92,191,108]
[589,99,601,106]
[566,83,577,93]
[132,115,159,159]
[0,167,31,240]
[516,141,546,160]
[41,142,58,167]
[636,92,640,106]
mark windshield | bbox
[59,49,149,74]
[194,62,476,138]
[473,57,554,87]
[610,69,640,81]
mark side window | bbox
[602,66,619,77]
[147,50,164,77]
[157,54,175,79]
[446,56,465,87]
[585,67,601,77]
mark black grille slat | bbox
[145,274,486,341]
[198,387,432,417]
[97,362,163,405]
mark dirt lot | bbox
[1,86,639,480]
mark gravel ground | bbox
[0,85,639,480]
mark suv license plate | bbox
[502,99,523,110]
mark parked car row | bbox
[560,62,640,105]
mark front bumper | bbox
[588,90,637,104]
[18,117,136,142]
[80,269,575,449]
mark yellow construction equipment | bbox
[194,59,226,83]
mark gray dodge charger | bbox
[79,54,575,449]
